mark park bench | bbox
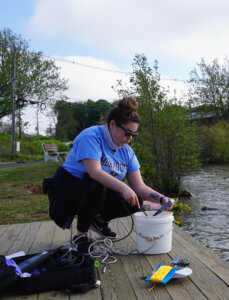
[41,143,68,163]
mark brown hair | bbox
[107,96,140,125]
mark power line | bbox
[65,96,116,102]
[42,54,188,83]
[43,55,128,75]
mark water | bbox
[181,164,229,263]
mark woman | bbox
[44,96,172,250]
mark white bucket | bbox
[134,211,174,254]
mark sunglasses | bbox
[116,123,138,137]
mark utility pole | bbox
[10,46,16,158]
[36,109,40,135]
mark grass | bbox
[0,161,190,228]
[0,132,69,163]
[0,153,44,163]
[0,162,60,225]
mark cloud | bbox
[53,55,129,101]
[53,55,188,101]
[26,0,229,63]
[21,54,188,135]
[21,56,130,135]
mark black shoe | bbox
[90,220,117,239]
[72,234,93,254]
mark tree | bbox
[0,28,68,120]
[84,99,111,127]
[72,99,111,131]
[189,58,229,120]
[114,54,200,193]
[54,101,79,141]
[54,99,111,140]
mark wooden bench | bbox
[41,143,68,163]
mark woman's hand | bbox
[121,186,140,209]
[162,197,174,210]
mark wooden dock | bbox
[0,217,228,299]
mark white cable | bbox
[72,231,171,264]
[88,238,135,264]
[71,216,171,264]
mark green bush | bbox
[196,121,229,163]
[0,132,69,161]
[213,123,229,162]
[134,104,200,194]
[115,54,200,194]
[0,132,11,155]
[172,202,191,227]
[20,139,68,155]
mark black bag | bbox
[0,247,96,295]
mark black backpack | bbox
[0,246,96,295]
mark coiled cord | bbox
[87,203,138,264]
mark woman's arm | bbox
[83,159,140,208]
[126,169,170,205]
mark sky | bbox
[1,0,229,135]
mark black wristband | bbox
[159,197,164,205]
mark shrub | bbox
[0,132,69,161]
[196,121,229,163]
[134,104,200,193]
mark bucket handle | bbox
[135,228,172,254]
[136,228,172,241]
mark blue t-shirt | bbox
[62,126,140,180]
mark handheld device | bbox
[171,258,190,267]
[18,250,55,272]
[153,199,174,216]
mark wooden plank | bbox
[89,222,137,300]
[26,221,59,299]
[43,143,58,151]
[171,230,229,299]
[37,288,70,300]
[97,256,138,299]
[73,283,102,300]
[122,217,206,299]
[0,223,26,255]
[0,223,40,300]
[6,222,41,256]
[119,217,205,300]
[173,226,229,285]
[112,218,172,300]
[122,217,229,298]
[1,218,228,300]
[27,221,56,254]
[0,224,10,237]
[37,220,102,300]
[37,222,70,300]
[1,220,101,300]
[52,224,71,247]
[144,222,228,299]
[70,219,102,300]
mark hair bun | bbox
[107,95,140,124]
[118,96,138,115]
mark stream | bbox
[180,164,229,263]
